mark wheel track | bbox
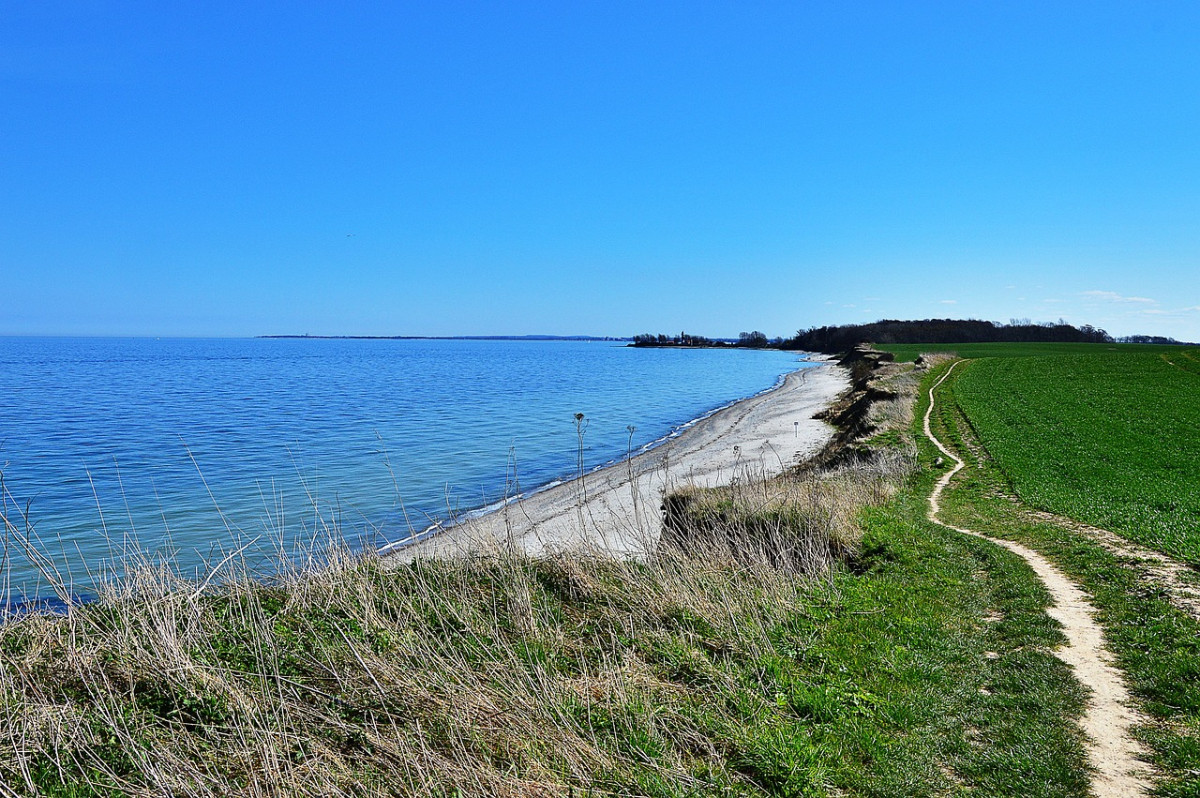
[924,362,1152,796]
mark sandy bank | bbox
[388,360,849,560]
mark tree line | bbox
[782,318,1114,353]
[630,319,1195,355]
[630,331,782,348]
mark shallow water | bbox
[0,337,814,599]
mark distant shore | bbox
[387,358,849,560]
[258,334,630,341]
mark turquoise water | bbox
[0,337,813,600]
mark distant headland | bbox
[258,334,630,342]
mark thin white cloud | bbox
[939,299,958,305]
[1083,290,1156,304]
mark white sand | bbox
[387,360,849,561]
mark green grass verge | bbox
[813,493,1091,795]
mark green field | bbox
[880,341,1200,362]
[942,350,1200,565]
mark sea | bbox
[0,337,816,603]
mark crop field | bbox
[881,341,1194,362]
[950,351,1200,565]
[1162,346,1200,376]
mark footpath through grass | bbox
[926,355,1200,797]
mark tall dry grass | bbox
[0,544,849,794]
[662,450,916,574]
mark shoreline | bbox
[387,358,850,560]
[378,363,803,549]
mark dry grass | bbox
[0,541,847,796]
[864,353,952,436]
[662,451,917,572]
[0,496,903,796]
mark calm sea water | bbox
[0,337,813,600]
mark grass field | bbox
[880,342,1200,564]
[880,341,1197,362]
[946,352,1200,566]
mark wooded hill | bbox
[784,318,1113,354]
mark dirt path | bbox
[924,362,1153,797]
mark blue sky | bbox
[3,1,1198,340]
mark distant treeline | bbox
[630,320,1195,354]
[1116,334,1191,345]
[260,334,628,342]
[630,331,783,348]
[783,318,1116,353]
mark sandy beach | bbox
[389,359,849,560]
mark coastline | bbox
[387,358,850,560]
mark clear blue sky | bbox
[3,1,1198,340]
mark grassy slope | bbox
[927,356,1200,797]
[0,360,1101,797]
